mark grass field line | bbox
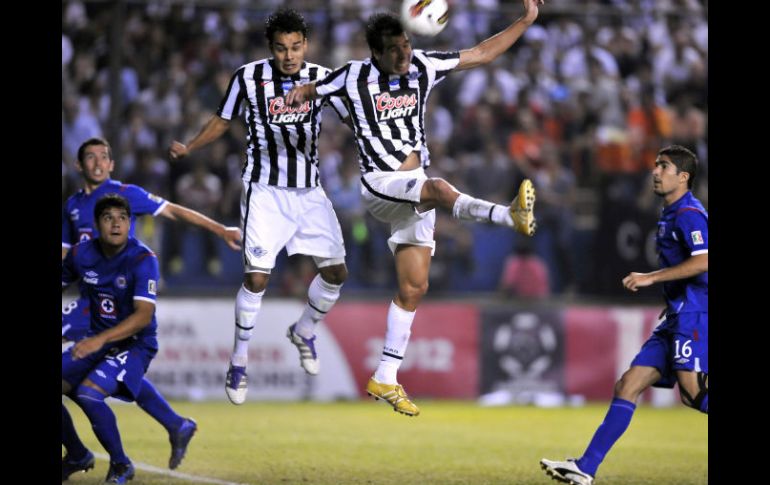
[92,452,251,485]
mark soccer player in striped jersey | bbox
[169,8,351,405]
[541,146,708,485]
[62,138,241,475]
[286,0,545,416]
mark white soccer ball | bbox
[400,0,450,37]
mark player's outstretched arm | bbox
[456,0,544,71]
[159,203,242,250]
[285,83,318,107]
[622,253,708,292]
[169,115,230,160]
[72,300,155,360]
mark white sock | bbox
[231,285,264,367]
[374,301,416,384]
[452,193,513,227]
[294,274,343,339]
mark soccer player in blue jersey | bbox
[541,145,708,485]
[62,138,241,476]
[61,194,162,483]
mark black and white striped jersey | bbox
[314,49,460,174]
[217,59,348,188]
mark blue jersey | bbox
[62,179,167,249]
[62,236,159,350]
[656,191,708,314]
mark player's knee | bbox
[319,264,348,285]
[398,280,429,305]
[422,178,452,205]
[613,373,644,400]
[244,272,269,293]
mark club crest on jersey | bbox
[267,96,313,124]
[79,228,94,243]
[99,295,117,319]
[115,275,127,289]
[691,230,704,245]
[373,89,418,122]
[282,81,295,91]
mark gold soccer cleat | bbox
[510,179,537,236]
[366,377,420,417]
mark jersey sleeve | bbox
[131,251,160,305]
[217,67,245,121]
[120,184,168,217]
[62,247,79,288]
[675,208,708,256]
[62,203,73,249]
[422,50,461,85]
[315,63,351,97]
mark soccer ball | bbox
[400,0,450,37]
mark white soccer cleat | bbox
[225,364,248,405]
[540,458,594,485]
[286,324,320,375]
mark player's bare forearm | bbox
[623,253,708,291]
[456,0,543,71]
[169,115,230,160]
[71,301,155,359]
[62,247,70,261]
[160,203,242,250]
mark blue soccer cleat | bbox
[169,418,198,469]
[104,461,135,484]
[62,450,95,481]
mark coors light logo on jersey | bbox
[267,97,314,124]
[373,89,419,122]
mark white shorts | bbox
[360,168,435,255]
[241,181,346,271]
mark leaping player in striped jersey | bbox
[286,0,545,416]
[169,8,352,405]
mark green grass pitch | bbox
[64,400,707,484]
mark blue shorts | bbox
[62,341,156,401]
[631,312,708,388]
[62,296,90,342]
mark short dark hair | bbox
[77,137,112,164]
[264,8,308,43]
[658,145,698,189]
[94,194,131,221]
[365,12,405,53]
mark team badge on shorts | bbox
[405,179,417,192]
[249,246,268,258]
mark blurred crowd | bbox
[62,0,707,298]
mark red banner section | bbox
[563,306,663,400]
[325,302,480,398]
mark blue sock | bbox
[75,385,130,465]
[62,403,89,459]
[136,378,184,433]
[699,393,708,414]
[576,397,637,476]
